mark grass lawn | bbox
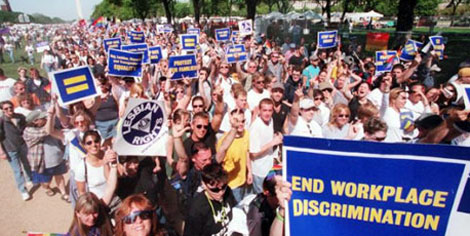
[0,44,47,80]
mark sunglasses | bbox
[85,139,100,146]
[196,124,209,130]
[314,97,323,101]
[193,104,204,108]
[220,66,229,69]
[208,184,227,193]
[75,120,87,125]
[121,210,153,224]
[255,80,265,84]
[338,114,350,118]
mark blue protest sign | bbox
[231,31,240,44]
[108,49,143,77]
[103,37,121,53]
[317,30,338,48]
[400,40,418,61]
[284,137,470,236]
[462,85,470,110]
[400,111,414,130]
[129,30,145,44]
[180,34,198,51]
[148,46,163,64]
[51,66,99,105]
[375,50,398,73]
[429,36,444,60]
[121,43,149,64]
[168,54,198,80]
[215,28,231,42]
[226,44,247,64]
[187,28,200,35]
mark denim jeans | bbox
[7,144,32,194]
[95,118,119,140]
[253,175,265,194]
[232,184,253,203]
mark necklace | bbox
[204,191,228,224]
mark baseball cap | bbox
[26,110,48,124]
[300,98,316,109]
[272,82,285,91]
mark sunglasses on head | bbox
[208,184,227,193]
[196,124,209,130]
[121,210,153,224]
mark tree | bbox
[161,0,173,24]
[245,0,259,21]
[396,0,417,32]
[315,0,341,25]
[132,0,151,20]
[192,0,203,24]
[447,0,469,26]
[275,0,291,14]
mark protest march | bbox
[0,7,470,236]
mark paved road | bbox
[0,160,72,235]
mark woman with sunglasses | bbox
[68,192,114,236]
[322,103,359,140]
[115,194,167,236]
[75,130,118,202]
[183,163,236,236]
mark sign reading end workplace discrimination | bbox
[283,137,470,236]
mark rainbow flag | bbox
[91,16,106,27]
[27,232,67,236]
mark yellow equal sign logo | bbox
[63,75,89,94]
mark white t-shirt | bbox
[74,161,107,199]
[249,117,274,177]
[289,116,323,138]
[247,89,270,111]
[367,88,389,117]
[383,107,404,143]
[219,109,252,133]
[0,78,15,102]
[64,129,86,174]
[405,100,431,121]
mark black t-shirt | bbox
[183,126,217,156]
[272,103,290,133]
[116,157,162,205]
[289,55,304,67]
[183,189,236,236]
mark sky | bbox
[9,0,103,21]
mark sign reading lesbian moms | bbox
[114,98,168,156]
[283,137,470,236]
[148,46,163,64]
[317,30,338,48]
[430,36,445,60]
[103,37,121,53]
[51,66,99,106]
[215,28,231,42]
[180,34,198,51]
[168,54,198,80]
[121,43,149,64]
[129,30,145,43]
[226,44,247,64]
[375,50,398,73]
[107,49,143,77]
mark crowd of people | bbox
[0,18,469,236]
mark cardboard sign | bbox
[107,49,143,77]
[121,43,149,64]
[114,98,168,156]
[103,37,122,53]
[317,30,338,49]
[51,66,99,105]
[400,40,420,61]
[168,54,198,80]
[375,50,398,73]
[129,31,145,44]
[180,34,199,51]
[215,28,231,42]
[284,136,470,236]
[148,46,163,64]
[238,19,253,36]
[429,36,444,60]
[226,44,247,64]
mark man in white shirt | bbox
[288,88,323,137]
[249,98,282,193]
[247,72,270,111]
[405,83,432,120]
[0,68,15,102]
[367,73,392,118]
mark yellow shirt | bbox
[217,130,250,188]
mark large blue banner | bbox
[180,34,198,51]
[318,30,338,48]
[148,46,163,64]
[103,37,121,53]
[215,28,231,42]
[108,49,143,77]
[284,137,470,236]
[129,30,145,44]
[375,50,398,73]
[429,36,444,60]
[226,44,247,64]
[51,66,99,105]
[168,54,198,80]
[121,43,149,64]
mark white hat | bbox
[299,98,316,109]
